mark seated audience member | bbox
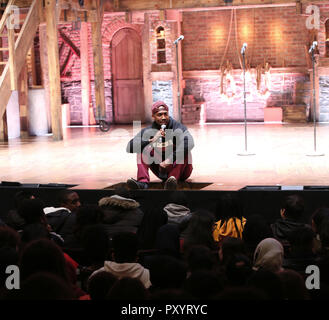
[98,193,144,240]
[219,237,247,268]
[225,253,254,287]
[44,190,81,244]
[107,277,148,300]
[19,239,86,298]
[87,271,117,300]
[163,191,192,238]
[212,194,246,244]
[90,232,151,289]
[0,226,20,289]
[4,191,35,230]
[147,255,187,293]
[0,225,20,250]
[253,238,284,273]
[20,223,63,249]
[77,224,111,290]
[282,226,317,277]
[80,224,110,267]
[247,269,284,300]
[183,270,224,299]
[69,205,104,249]
[2,272,76,300]
[17,198,64,247]
[154,223,181,259]
[315,218,329,291]
[311,207,329,254]
[186,245,218,276]
[182,209,217,255]
[242,214,273,260]
[271,194,307,248]
[137,205,168,251]
[277,269,310,300]
[137,224,181,270]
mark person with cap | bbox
[126,101,194,190]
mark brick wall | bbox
[61,80,113,124]
[184,72,310,122]
[182,6,308,70]
[58,13,142,124]
[319,76,329,122]
[149,13,175,67]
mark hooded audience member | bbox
[90,232,151,289]
[253,238,284,273]
[98,194,144,239]
[163,191,192,239]
[164,203,191,225]
[271,194,307,245]
[163,192,191,224]
[44,191,81,246]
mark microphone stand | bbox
[175,40,182,122]
[306,43,324,157]
[238,46,255,156]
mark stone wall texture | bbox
[152,81,174,117]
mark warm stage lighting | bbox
[242,25,249,39]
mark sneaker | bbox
[126,178,148,190]
[164,176,177,190]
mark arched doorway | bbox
[111,28,145,123]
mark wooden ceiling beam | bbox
[11,0,311,13]
[101,0,310,12]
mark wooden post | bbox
[18,63,29,137]
[142,13,153,122]
[45,0,63,140]
[80,21,90,126]
[28,46,37,87]
[8,21,17,91]
[0,111,8,141]
[91,0,106,122]
[39,24,51,132]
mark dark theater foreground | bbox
[1,0,329,302]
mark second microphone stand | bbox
[238,46,255,156]
[175,40,182,123]
[306,42,324,157]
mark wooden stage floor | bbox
[1,122,329,191]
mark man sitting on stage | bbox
[126,101,194,190]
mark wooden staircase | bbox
[0,0,41,139]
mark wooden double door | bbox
[111,28,145,124]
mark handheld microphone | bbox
[241,43,247,55]
[174,35,184,44]
[161,124,166,143]
[309,41,318,53]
